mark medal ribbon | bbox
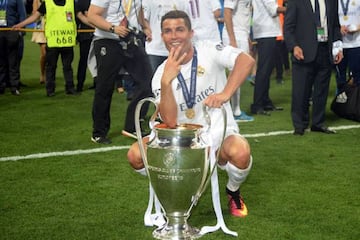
[0,0,7,10]
[122,0,133,17]
[177,48,197,110]
[340,0,350,17]
[314,0,321,27]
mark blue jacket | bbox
[1,0,26,27]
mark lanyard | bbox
[340,0,350,17]
[177,48,198,109]
[122,0,133,17]
[0,0,8,10]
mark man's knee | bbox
[222,135,251,169]
[127,142,145,170]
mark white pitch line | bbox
[1,124,359,162]
[242,124,360,138]
[0,146,130,162]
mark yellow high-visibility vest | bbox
[44,0,77,47]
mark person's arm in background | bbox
[87,4,130,38]
[138,6,152,41]
[76,11,96,28]
[12,9,41,29]
[224,7,237,47]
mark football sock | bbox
[225,157,252,192]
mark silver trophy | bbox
[135,97,226,239]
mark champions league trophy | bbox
[135,97,226,240]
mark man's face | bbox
[161,18,194,57]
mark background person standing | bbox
[335,0,360,91]
[75,0,94,92]
[284,0,343,135]
[88,0,153,144]
[0,0,26,95]
[13,0,78,97]
[31,0,46,85]
[223,0,254,122]
[250,0,286,115]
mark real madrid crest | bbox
[197,65,205,76]
[216,43,224,51]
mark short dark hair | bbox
[161,10,192,31]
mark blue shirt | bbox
[1,0,26,27]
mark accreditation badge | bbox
[0,10,7,26]
[66,11,73,22]
[317,27,327,42]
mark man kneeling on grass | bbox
[126,10,255,218]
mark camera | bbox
[119,27,145,52]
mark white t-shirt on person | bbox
[338,0,360,49]
[188,0,222,42]
[152,40,243,145]
[222,0,252,52]
[91,0,143,39]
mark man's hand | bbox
[117,25,131,38]
[143,28,152,42]
[161,46,187,86]
[293,46,304,60]
[334,51,343,64]
[203,93,229,108]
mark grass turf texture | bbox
[1,35,359,239]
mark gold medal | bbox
[185,108,195,119]
[344,15,348,20]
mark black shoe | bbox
[252,109,271,116]
[11,89,20,96]
[66,89,80,95]
[91,136,112,144]
[126,92,134,101]
[264,105,284,111]
[293,129,305,136]
[311,126,336,134]
[47,92,55,97]
[88,85,96,90]
[18,82,27,87]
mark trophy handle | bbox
[191,105,227,206]
[134,97,159,175]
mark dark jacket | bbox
[1,0,26,27]
[284,0,342,63]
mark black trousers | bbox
[45,46,75,94]
[274,40,290,80]
[291,43,332,130]
[92,39,153,137]
[251,37,277,112]
[76,38,92,91]
[0,31,21,91]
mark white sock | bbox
[135,168,147,176]
[226,157,253,192]
[231,88,241,116]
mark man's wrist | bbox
[109,25,115,33]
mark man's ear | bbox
[190,29,194,38]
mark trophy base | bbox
[153,223,202,240]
